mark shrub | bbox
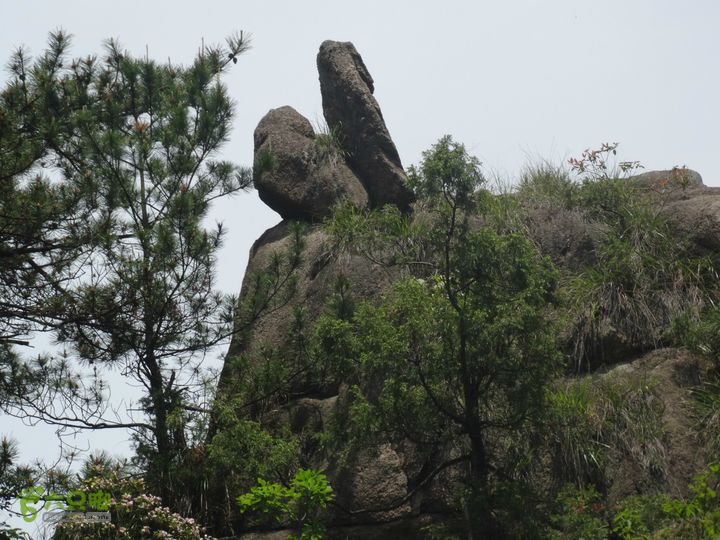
[516,162,578,210]
[611,494,669,539]
[547,484,608,540]
[660,463,720,538]
[237,469,333,540]
[512,145,718,371]
[53,468,213,540]
[564,176,712,370]
[610,463,720,539]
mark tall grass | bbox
[547,371,667,489]
[313,120,349,167]
[515,163,718,371]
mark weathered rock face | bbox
[632,168,704,190]
[317,40,414,211]
[596,349,711,503]
[663,188,720,254]
[623,169,720,255]
[217,221,414,533]
[219,221,397,388]
[253,106,368,220]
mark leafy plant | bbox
[611,494,669,539]
[238,469,333,540]
[568,142,642,180]
[53,462,214,540]
[547,382,607,487]
[548,484,608,540]
[319,136,561,538]
[207,405,298,506]
[563,175,713,370]
[660,463,720,538]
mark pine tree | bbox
[2,30,254,507]
[0,31,103,349]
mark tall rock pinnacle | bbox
[317,40,414,211]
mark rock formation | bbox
[253,106,367,220]
[219,41,436,537]
[219,39,720,538]
[632,168,704,190]
[317,40,414,211]
[253,41,415,221]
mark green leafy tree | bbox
[0,438,33,539]
[0,32,118,539]
[317,136,561,537]
[1,33,310,535]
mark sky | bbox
[1,0,719,535]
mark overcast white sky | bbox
[2,0,719,535]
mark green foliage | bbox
[0,30,264,528]
[679,304,720,364]
[0,437,33,539]
[566,177,712,369]
[254,147,278,179]
[0,31,114,422]
[324,202,429,271]
[238,469,333,540]
[548,484,608,540]
[516,162,578,210]
[547,465,720,539]
[547,382,607,486]
[319,136,561,537]
[607,464,720,539]
[0,527,28,540]
[691,375,720,457]
[513,145,718,371]
[660,463,720,538]
[207,402,298,498]
[0,437,33,511]
[408,134,484,206]
[611,494,669,539]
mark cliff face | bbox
[217,40,720,536]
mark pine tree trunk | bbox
[147,353,173,505]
